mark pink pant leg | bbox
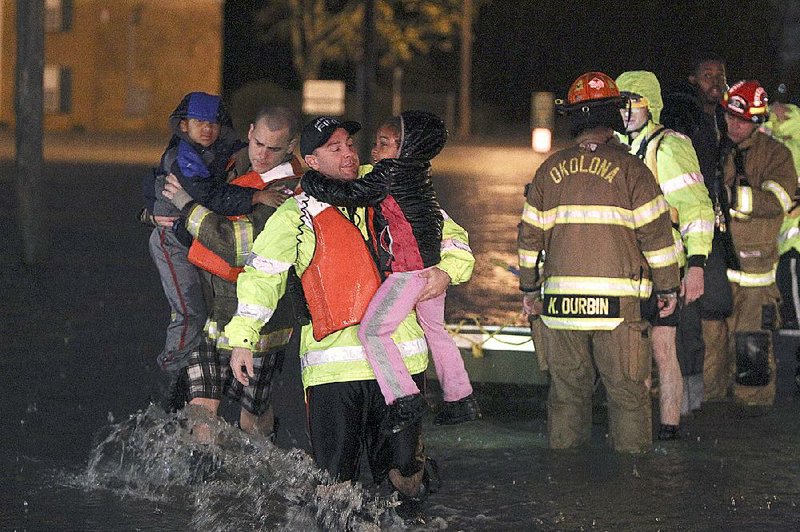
[358,272,426,404]
[416,291,473,402]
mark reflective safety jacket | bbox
[763,104,800,255]
[518,137,680,330]
[183,155,302,355]
[723,130,796,286]
[618,121,714,267]
[224,165,475,389]
[187,161,303,281]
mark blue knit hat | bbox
[185,92,221,123]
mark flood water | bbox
[2,146,800,530]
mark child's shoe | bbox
[434,393,481,425]
[382,394,429,435]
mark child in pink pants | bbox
[301,111,480,434]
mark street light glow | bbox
[532,128,551,153]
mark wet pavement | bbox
[2,137,800,530]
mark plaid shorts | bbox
[185,335,282,416]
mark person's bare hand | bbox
[417,267,450,301]
[153,215,177,227]
[681,266,705,304]
[230,347,255,386]
[658,294,678,317]
[522,292,543,318]
[252,188,293,208]
[162,173,192,209]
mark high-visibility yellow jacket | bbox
[224,165,475,389]
[616,70,714,268]
[763,103,800,255]
[618,122,714,267]
[518,137,680,330]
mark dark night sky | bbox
[223,1,798,128]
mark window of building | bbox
[44,65,72,114]
[45,0,73,32]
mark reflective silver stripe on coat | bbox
[441,238,472,253]
[235,302,275,322]
[300,338,428,370]
[247,253,292,274]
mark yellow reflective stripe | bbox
[205,319,220,339]
[643,244,679,267]
[543,276,652,298]
[524,203,671,230]
[233,219,254,266]
[730,208,751,221]
[235,301,275,322]
[541,316,624,330]
[518,248,539,267]
[247,252,292,274]
[737,186,753,214]
[554,205,635,227]
[521,202,556,229]
[762,180,793,212]
[660,171,704,195]
[300,338,428,370]
[632,196,670,228]
[186,205,212,237]
[726,266,777,287]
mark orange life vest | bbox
[300,200,381,341]
[188,165,301,282]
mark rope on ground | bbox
[446,317,532,358]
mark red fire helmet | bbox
[723,80,769,123]
[567,72,621,106]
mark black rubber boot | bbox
[434,393,482,425]
[381,394,429,435]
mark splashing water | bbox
[68,404,398,530]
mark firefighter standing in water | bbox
[518,72,680,453]
[706,80,795,408]
[615,71,715,440]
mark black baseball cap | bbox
[300,117,361,157]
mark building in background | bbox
[0,0,222,132]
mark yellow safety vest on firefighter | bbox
[224,165,475,388]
